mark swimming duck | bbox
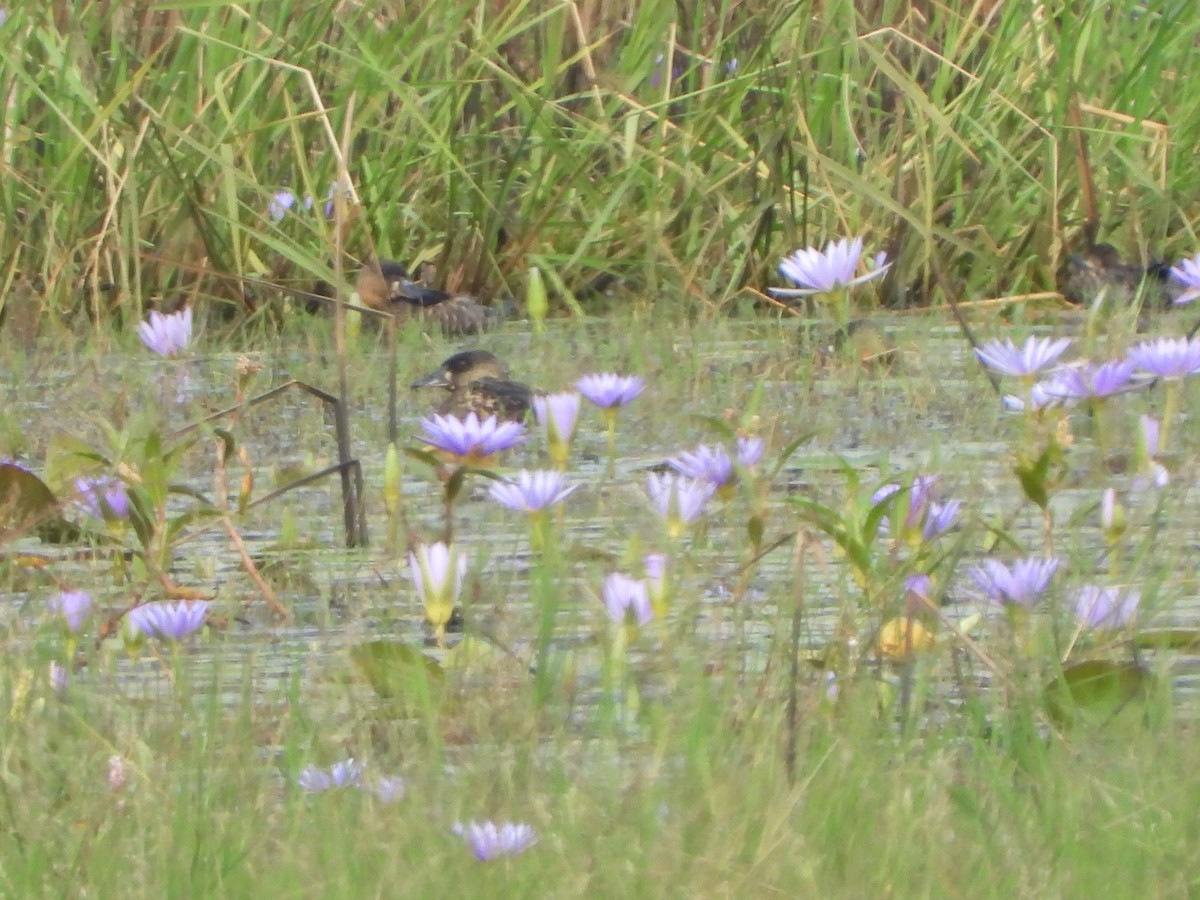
[1060,243,1183,307]
[410,350,533,422]
[312,261,500,335]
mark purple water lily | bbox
[602,572,654,626]
[975,336,1072,378]
[298,759,363,793]
[138,308,192,358]
[1169,252,1200,305]
[1073,585,1141,629]
[576,373,646,409]
[75,475,129,520]
[453,820,538,861]
[1002,380,1065,413]
[488,470,578,512]
[873,474,956,540]
[268,191,298,222]
[646,473,715,535]
[1126,336,1200,379]
[770,237,890,298]
[1040,359,1139,400]
[532,392,581,463]
[127,600,210,641]
[48,590,93,632]
[971,557,1059,608]
[736,436,764,467]
[669,443,735,487]
[418,412,526,462]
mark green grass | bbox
[5,1,1200,896]
[3,1,1200,328]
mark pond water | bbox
[4,313,1199,719]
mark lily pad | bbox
[1131,629,1200,653]
[349,640,444,706]
[0,464,80,543]
[1045,659,1157,727]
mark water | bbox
[4,315,1199,719]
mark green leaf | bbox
[350,640,444,706]
[1045,659,1157,727]
[0,464,81,543]
[1131,629,1200,652]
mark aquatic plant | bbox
[488,470,578,513]
[417,412,526,464]
[645,473,715,538]
[47,590,93,632]
[137,308,193,358]
[532,392,582,469]
[974,336,1072,378]
[298,760,363,793]
[74,475,129,520]
[771,237,890,297]
[408,542,466,641]
[1073,585,1141,629]
[452,821,537,862]
[127,600,210,642]
[1169,252,1200,305]
[576,374,646,409]
[970,557,1060,609]
[601,572,653,627]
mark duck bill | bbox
[411,368,452,390]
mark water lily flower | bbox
[1169,252,1200,305]
[48,590,93,632]
[75,475,129,520]
[873,474,956,541]
[970,557,1059,608]
[922,500,962,541]
[646,473,715,536]
[669,444,735,488]
[1040,359,1139,400]
[1126,336,1200,379]
[736,436,764,467]
[576,373,645,409]
[453,821,538,861]
[975,336,1072,378]
[1002,380,1065,413]
[368,775,407,804]
[268,190,298,222]
[532,392,581,466]
[602,572,654,626]
[49,661,68,698]
[127,600,210,641]
[1133,415,1169,490]
[1073,585,1141,629]
[770,237,890,298]
[644,554,669,613]
[408,542,467,636]
[138,308,193,358]
[417,412,525,463]
[298,759,363,793]
[488,470,578,512]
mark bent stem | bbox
[1159,380,1180,453]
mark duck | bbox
[312,261,501,335]
[1060,243,1183,307]
[410,350,533,422]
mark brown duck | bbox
[1060,243,1184,307]
[410,350,533,422]
[313,261,500,335]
